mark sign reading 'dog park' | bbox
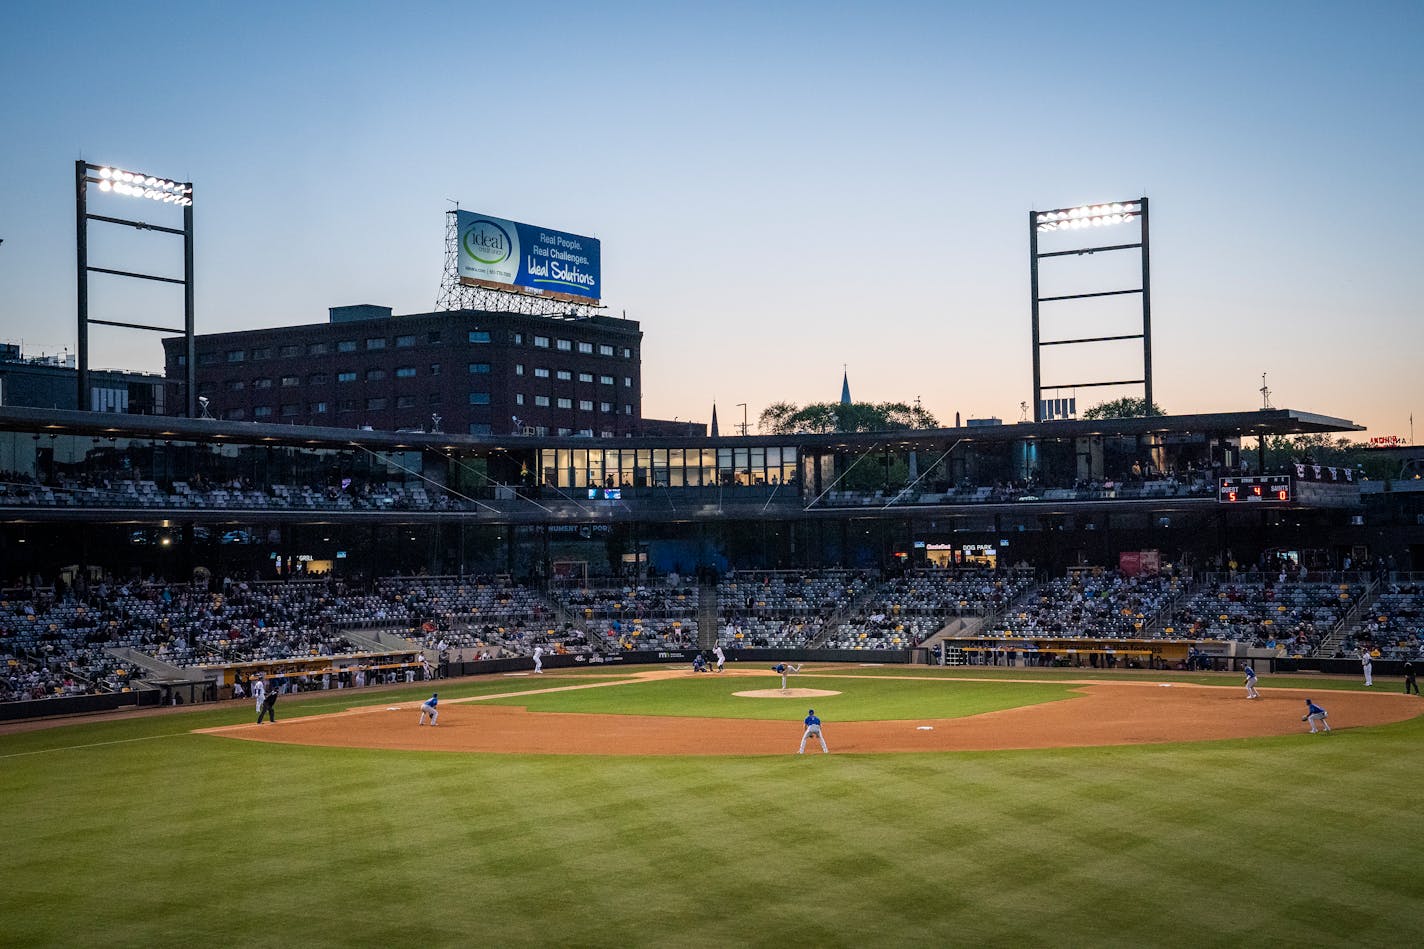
[456,210,601,304]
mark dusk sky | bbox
[2,1,1421,438]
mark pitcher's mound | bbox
[734,688,842,698]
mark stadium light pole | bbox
[76,161,196,417]
[1029,198,1151,422]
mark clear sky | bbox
[2,1,1421,438]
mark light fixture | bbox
[1035,201,1141,231]
[87,164,192,205]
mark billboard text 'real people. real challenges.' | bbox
[456,210,601,304]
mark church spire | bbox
[840,365,851,405]
[710,402,719,437]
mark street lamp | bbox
[76,160,197,416]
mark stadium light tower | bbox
[1029,198,1151,422]
[76,160,196,417]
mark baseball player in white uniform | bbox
[533,645,544,674]
[713,645,726,673]
[1359,648,1373,686]
[798,708,829,754]
[418,692,439,726]
[251,675,266,716]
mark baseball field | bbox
[3,664,1422,948]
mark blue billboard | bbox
[456,210,601,303]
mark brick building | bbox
[162,306,647,436]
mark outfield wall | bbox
[447,647,910,678]
[0,688,158,722]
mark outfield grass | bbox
[2,671,1421,948]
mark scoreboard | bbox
[1218,474,1292,503]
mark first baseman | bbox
[418,692,439,726]
[1302,698,1331,733]
[798,708,829,754]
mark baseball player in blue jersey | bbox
[1302,698,1330,733]
[692,652,708,673]
[772,663,802,690]
[1244,665,1260,699]
[418,692,439,726]
[798,708,829,754]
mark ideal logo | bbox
[462,219,513,265]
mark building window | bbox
[198,352,219,367]
[225,380,245,392]
[395,334,416,348]
[279,345,300,357]
[396,366,417,378]
[366,397,387,410]
[308,342,329,356]
[310,401,328,413]
[600,402,612,412]
[252,378,273,389]
[534,335,550,348]
[222,408,245,420]
[226,350,245,363]
[469,330,491,344]
[366,369,386,382]
[535,395,550,407]
[337,340,357,353]
[428,331,442,344]
[430,363,441,375]
[396,395,417,408]
[534,367,550,379]
[600,374,614,385]
[557,397,572,409]
[622,348,632,358]
[556,339,572,351]
[515,393,525,405]
[579,400,593,411]
[515,364,525,375]
[308,373,328,385]
[624,377,633,387]
[557,428,572,436]
[280,375,300,387]
[578,372,594,383]
[578,341,594,354]
[624,404,633,415]
[253,406,273,418]
[366,338,386,351]
[513,333,523,345]
[468,392,491,405]
[281,403,299,417]
[337,371,357,383]
[556,370,572,381]
[599,344,614,356]
[251,347,272,360]
[468,363,491,374]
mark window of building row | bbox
[469,330,490,344]
[538,447,799,489]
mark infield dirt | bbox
[199,670,1423,756]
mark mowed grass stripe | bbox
[2,684,1423,947]
[479,675,1079,721]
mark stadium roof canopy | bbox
[0,405,1363,454]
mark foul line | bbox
[0,731,191,759]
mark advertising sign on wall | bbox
[456,210,601,303]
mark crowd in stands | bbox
[1166,577,1364,654]
[1342,583,1424,660]
[986,572,1182,640]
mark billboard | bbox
[456,210,601,303]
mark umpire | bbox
[257,683,279,724]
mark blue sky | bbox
[2,1,1421,437]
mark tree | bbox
[757,401,939,434]
[1081,397,1165,420]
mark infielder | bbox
[713,645,726,673]
[533,645,544,674]
[1302,698,1331,733]
[418,692,439,726]
[251,675,266,716]
[1359,647,1373,687]
[772,662,801,690]
[1243,664,1260,699]
[798,708,829,754]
